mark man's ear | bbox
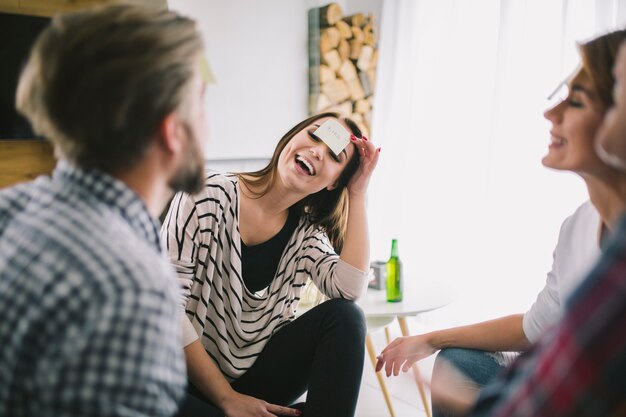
[157,113,185,155]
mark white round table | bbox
[358,281,453,320]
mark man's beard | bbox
[169,124,205,194]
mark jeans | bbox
[176,298,366,417]
[432,348,505,417]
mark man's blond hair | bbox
[16,3,204,172]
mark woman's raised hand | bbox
[348,135,380,197]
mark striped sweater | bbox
[161,171,368,381]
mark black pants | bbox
[176,298,367,417]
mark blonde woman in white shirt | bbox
[375,29,626,417]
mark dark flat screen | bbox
[0,12,50,140]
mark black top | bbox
[241,208,300,293]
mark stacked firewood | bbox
[308,3,378,138]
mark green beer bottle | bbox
[386,239,403,302]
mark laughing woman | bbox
[375,29,626,417]
[162,112,380,417]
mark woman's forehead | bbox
[304,116,359,159]
[309,116,349,131]
[569,69,600,99]
[570,68,591,86]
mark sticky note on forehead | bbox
[198,55,215,84]
[314,119,350,156]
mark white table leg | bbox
[397,317,432,417]
[365,334,395,417]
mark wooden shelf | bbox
[0,140,56,188]
[0,0,167,17]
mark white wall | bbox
[168,0,382,160]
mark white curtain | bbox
[369,0,626,326]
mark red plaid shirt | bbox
[471,217,626,416]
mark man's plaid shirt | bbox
[0,161,186,417]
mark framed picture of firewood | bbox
[308,2,378,138]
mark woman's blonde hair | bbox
[238,112,363,252]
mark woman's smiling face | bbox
[542,70,608,176]
[277,116,356,194]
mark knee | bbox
[322,298,366,341]
[435,348,475,373]
[434,347,501,387]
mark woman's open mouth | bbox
[295,155,316,176]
